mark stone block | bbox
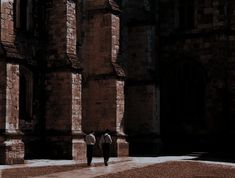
[116,138,129,157]
[72,139,86,161]
[0,139,24,165]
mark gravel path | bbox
[96,161,235,178]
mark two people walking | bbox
[85,129,112,166]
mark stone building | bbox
[159,0,235,154]
[0,0,234,165]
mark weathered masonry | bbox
[0,0,134,164]
[1,0,235,165]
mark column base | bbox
[112,133,129,157]
[72,132,86,161]
[44,131,86,160]
[116,137,129,157]
[0,136,24,165]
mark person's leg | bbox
[103,144,109,166]
[87,145,93,166]
[90,145,94,165]
[102,144,106,165]
[106,144,110,163]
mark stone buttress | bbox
[44,0,86,160]
[82,0,129,156]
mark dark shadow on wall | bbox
[160,54,210,154]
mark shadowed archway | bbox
[161,58,208,153]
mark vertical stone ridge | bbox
[0,0,25,164]
[44,0,85,161]
[82,0,128,157]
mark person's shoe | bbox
[105,162,108,166]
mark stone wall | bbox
[44,71,71,159]
[4,0,235,162]
[46,0,78,66]
[46,0,67,64]
[82,12,113,75]
[123,1,160,155]
[6,64,20,132]
[0,60,6,131]
[159,0,235,151]
[82,0,128,156]
[0,63,25,164]
[45,72,72,131]
[72,73,82,132]
[84,79,117,131]
[44,0,85,160]
[1,0,14,43]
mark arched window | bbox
[14,0,33,31]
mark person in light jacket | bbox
[99,129,112,166]
[85,131,96,166]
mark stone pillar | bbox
[124,0,161,155]
[82,0,128,156]
[0,0,24,164]
[44,0,85,160]
[0,63,25,164]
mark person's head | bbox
[104,129,110,134]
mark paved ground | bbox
[1,155,235,178]
[30,155,235,178]
[29,156,197,178]
[96,161,235,178]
